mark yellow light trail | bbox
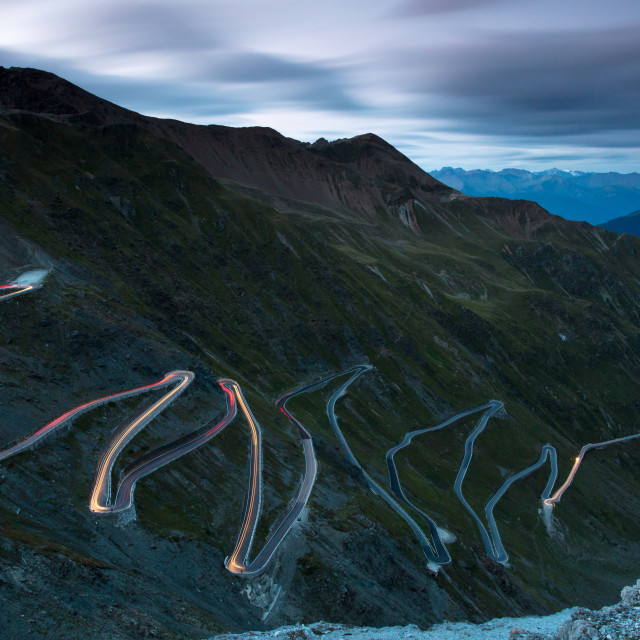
[544,437,640,508]
[223,380,261,573]
[0,284,33,301]
[543,456,582,507]
[89,371,193,512]
[222,374,323,577]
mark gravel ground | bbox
[208,579,640,640]
[207,609,575,640]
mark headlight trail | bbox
[0,367,238,514]
[0,284,34,301]
[89,371,195,512]
[223,379,262,575]
[1,282,193,466]
[543,433,640,508]
[3,270,638,572]
[224,367,387,577]
[224,371,343,577]
[0,371,194,467]
[1,286,236,511]
[390,403,640,564]
[105,383,237,513]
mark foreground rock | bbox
[210,580,640,640]
[209,609,574,639]
[511,579,640,639]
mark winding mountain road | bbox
[0,366,242,514]
[452,401,508,562]
[544,433,640,507]
[87,370,238,513]
[385,399,524,565]
[0,287,238,513]
[485,444,558,557]
[225,369,355,577]
[386,402,503,565]
[104,383,237,513]
[3,273,640,572]
[0,370,195,476]
[388,403,640,565]
[322,365,460,571]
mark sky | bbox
[1,0,639,173]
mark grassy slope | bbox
[1,112,640,635]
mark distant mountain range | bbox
[431,167,640,227]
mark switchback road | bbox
[543,433,640,508]
[386,402,503,565]
[225,370,352,577]
[389,402,640,564]
[0,370,195,478]
[386,400,513,565]
[88,370,239,513]
[103,383,237,513]
[3,272,639,572]
[322,365,460,572]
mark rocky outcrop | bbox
[511,580,640,640]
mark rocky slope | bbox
[209,579,640,640]
[1,67,640,639]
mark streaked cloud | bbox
[386,26,640,138]
[390,0,507,18]
[1,0,639,171]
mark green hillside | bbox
[1,68,640,639]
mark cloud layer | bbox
[1,0,639,171]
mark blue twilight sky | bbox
[1,0,639,172]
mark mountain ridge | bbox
[2,66,579,239]
[599,209,640,237]
[432,166,640,224]
[0,66,454,227]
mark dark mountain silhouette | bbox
[600,209,640,236]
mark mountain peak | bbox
[308,132,409,163]
[305,132,452,204]
[0,66,454,225]
[0,66,138,124]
